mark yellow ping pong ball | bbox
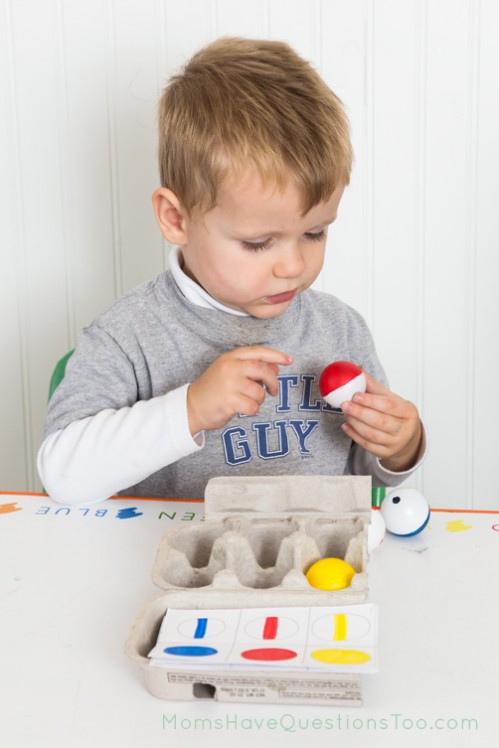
[305,557,356,591]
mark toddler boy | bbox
[38,37,425,504]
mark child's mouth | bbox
[264,289,297,305]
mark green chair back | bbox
[48,349,74,400]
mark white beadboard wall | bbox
[1,0,498,508]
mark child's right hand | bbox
[187,346,293,435]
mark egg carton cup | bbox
[125,475,372,705]
[151,475,371,604]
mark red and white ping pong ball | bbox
[319,361,367,409]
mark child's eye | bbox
[241,238,274,252]
[304,229,326,242]
[241,229,326,252]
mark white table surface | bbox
[1,492,498,747]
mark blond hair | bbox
[158,37,352,217]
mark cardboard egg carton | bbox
[151,475,370,604]
[125,475,372,705]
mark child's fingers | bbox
[363,371,391,396]
[228,392,266,418]
[343,414,423,469]
[239,378,268,407]
[342,397,408,436]
[346,373,418,423]
[340,373,423,469]
[232,346,293,366]
[342,411,412,459]
[187,347,293,434]
[342,415,397,449]
[223,346,293,397]
[241,360,282,396]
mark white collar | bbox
[169,246,248,316]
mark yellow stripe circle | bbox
[311,648,371,665]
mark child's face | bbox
[180,176,344,319]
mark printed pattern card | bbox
[148,604,378,673]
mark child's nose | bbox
[273,244,305,278]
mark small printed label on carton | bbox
[167,672,361,702]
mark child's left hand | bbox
[340,372,423,472]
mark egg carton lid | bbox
[204,475,372,521]
[124,590,364,706]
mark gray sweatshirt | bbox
[40,269,424,503]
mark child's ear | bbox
[152,188,188,244]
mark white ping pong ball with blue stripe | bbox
[319,361,366,409]
[381,488,430,536]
